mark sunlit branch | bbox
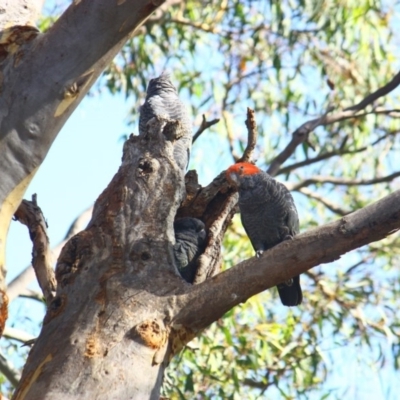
[287,171,400,191]
[267,71,400,176]
[192,115,220,143]
[296,187,350,216]
[277,129,400,176]
[3,327,35,344]
[0,351,20,388]
[345,71,400,111]
[170,17,219,34]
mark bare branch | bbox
[277,129,400,176]
[0,351,20,388]
[6,268,36,304]
[222,110,240,162]
[287,171,400,191]
[296,187,350,216]
[192,115,220,143]
[63,206,93,240]
[238,107,258,163]
[170,17,220,34]
[18,289,45,303]
[13,195,56,305]
[193,193,238,283]
[3,327,35,344]
[345,71,400,111]
[174,189,400,332]
[7,206,92,303]
[267,70,400,176]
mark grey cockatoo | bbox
[139,73,192,172]
[226,162,302,306]
[173,217,207,283]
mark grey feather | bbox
[139,73,192,171]
[173,218,207,283]
[236,171,302,306]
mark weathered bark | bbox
[14,117,186,399]
[7,206,93,303]
[0,0,168,337]
[14,196,56,305]
[0,0,44,28]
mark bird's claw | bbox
[256,250,264,258]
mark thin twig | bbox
[296,187,350,216]
[267,70,400,176]
[345,71,400,111]
[63,206,93,239]
[287,171,400,191]
[222,110,240,162]
[0,351,20,387]
[170,17,219,33]
[238,107,258,163]
[192,114,220,143]
[277,129,400,176]
[3,327,35,344]
[13,195,56,305]
[18,289,46,302]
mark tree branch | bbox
[345,71,400,111]
[192,115,220,143]
[173,189,400,332]
[193,193,238,283]
[277,129,400,176]
[13,195,56,305]
[15,116,185,398]
[0,351,20,388]
[7,206,92,303]
[287,171,400,191]
[267,70,400,176]
[3,327,35,344]
[296,188,350,216]
[238,107,258,163]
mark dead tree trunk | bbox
[14,117,186,399]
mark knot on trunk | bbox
[132,319,169,350]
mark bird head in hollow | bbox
[226,162,261,186]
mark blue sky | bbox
[6,91,127,282]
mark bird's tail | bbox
[277,275,302,306]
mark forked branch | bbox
[192,114,220,143]
[267,70,400,176]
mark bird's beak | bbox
[227,172,239,186]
